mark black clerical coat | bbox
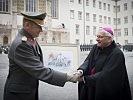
[78,41,132,100]
[4,29,67,100]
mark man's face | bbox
[96,31,112,48]
[27,22,43,38]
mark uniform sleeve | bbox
[14,43,67,87]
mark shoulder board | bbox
[22,36,27,42]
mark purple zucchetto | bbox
[102,27,114,36]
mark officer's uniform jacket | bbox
[4,29,67,100]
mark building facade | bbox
[0,0,133,46]
[57,0,133,45]
[0,0,70,46]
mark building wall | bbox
[117,0,133,45]
[0,0,133,46]
[58,0,133,45]
[0,0,48,45]
[58,0,115,45]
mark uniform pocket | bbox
[8,84,31,93]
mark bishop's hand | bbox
[67,73,79,83]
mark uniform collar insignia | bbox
[22,36,27,42]
[28,38,35,45]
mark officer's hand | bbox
[67,73,79,83]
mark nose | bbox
[40,29,43,32]
[96,37,100,41]
[39,27,43,32]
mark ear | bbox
[23,21,32,31]
[25,22,30,26]
[108,37,113,42]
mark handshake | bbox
[67,70,84,83]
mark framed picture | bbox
[41,44,79,73]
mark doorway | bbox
[3,36,8,45]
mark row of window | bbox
[1,0,133,20]
[113,2,133,13]
[70,0,133,12]
[114,15,133,25]
[70,11,112,24]
[70,0,111,11]
[0,0,59,18]
[75,25,99,35]
[0,0,9,12]
[71,10,133,25]
[0,0,37,13]
[117,27,133,37]
[75,25,133,37]
[0,0,58,19]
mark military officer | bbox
[3,12,77,100]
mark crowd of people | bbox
[0,45,10,54]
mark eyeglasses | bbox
[32,25,42,30]
[96,35,110,38]
[30,22,42,30]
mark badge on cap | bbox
[22,36,27,42]
[21,12,46,27]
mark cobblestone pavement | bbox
[0,51,133,100]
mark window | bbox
[104,16,107,24]
[86,0,89,6]
[117,29,121,37]
[113,18,116,25]
[132,1,133,9]
[93,0,96,8]
[93,14,96,22]
[70,0,74,3]
[103,3,106,10]
[124,16,128,24]
[78,0,82,4]
[90,40,93,44]
[125,40,128,44]
[108,17,111,24]
[99,27,102,29]
[99,1,102,9]
[86,26,90,35]
[41,38,44,41]
[113,6,116,13]
[99,15,102,23]
[51,0,58,18]
[78,11,82,20]
[0,0,10,12]
[132,27,133,36]
[76,24,79,34]
[25,0,36,12]
[108,4,110,11]
[117,5,120,12]
[132,15,133,23]
[70,10,74,19]
[117,18,121,25]
[124,28,128,36]
[124,3,127,11]
[93,26,96,36]
[86,13,90,21]
[114,29,117,37]
[75,39,79,44]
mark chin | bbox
[35,35,39,37]
[97,43,101,47]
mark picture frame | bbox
[41,43,79,73]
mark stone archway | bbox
[3,36,8,45]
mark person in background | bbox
[74,27,132,100]
[3,12,77,100]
